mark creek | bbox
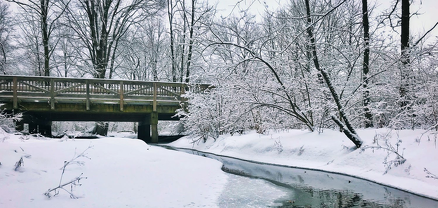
[165,146,438,208]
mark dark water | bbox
[166,147,438,208]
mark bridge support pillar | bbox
[95,122,109,136]
[29,123,37,134]
[15,119,24,132]
[21,115,52,137]
[37,120,52,137]
[151,112,158,143]
[138,120,151,143]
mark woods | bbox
[2,0,438,147]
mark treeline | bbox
[177,0,438,144]
[1,0,437,145]
[0,0,214,82]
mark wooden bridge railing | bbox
[0,75,208,111]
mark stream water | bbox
[167,147,438,208]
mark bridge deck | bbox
[0,75,209,142]
[0,75,194,113]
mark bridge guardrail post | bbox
[153,83,157,111]
[86,80,90,110]
[119,81,124,111]
[181,84,187,102]
[50,79,55,109]
[151,112,158,143]
[13,77,17,109]
[151,83,158,142]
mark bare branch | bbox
[413,21,438,47]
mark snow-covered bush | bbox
[0,109,21,135]
[178,0,438,145]
[0,126,9,142]
[177,88,224,142]
[362,130,406,174]
[52,122,97,136]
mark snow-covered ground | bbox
[0,131,229,207]
[107,131,137,139]
[2,128,438,207]
[169,128,438,200]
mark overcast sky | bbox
[403,0,438,38]
[5,0,437,43]
[214,0,438,42]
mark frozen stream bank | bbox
[164,146,438,208]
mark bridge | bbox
[0,75,208,143]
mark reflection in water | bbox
[217,174,287,207]
[173,148,438,208]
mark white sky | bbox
[5,0,437,42]
[214,0,438,41]
[215,0,280,18]
[397,0,438,38]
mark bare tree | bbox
[379,0,438,128]
[167,0,178,82]
[139,17,166,81]
[184,0,213,83]
[66,0,164,78]
[51,24,80,77]
[167,0,214,83]
[362,0,373,128]
[399,0,410,109]
[0,2,14,75]
[149,18,166,81]
[16,14,45,76]
[114,19,162,81]
[205,11,316,132]
[304,0,362,148]
[7,0,70,77]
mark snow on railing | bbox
[0,75,209,111]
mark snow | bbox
[216,174,288,207]
[1,128,438,207]
[0,134,228,207]
[169,128,438,200]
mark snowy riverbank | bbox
[169,128,438,200]
[2,128,437,207]
[0,133,228,207]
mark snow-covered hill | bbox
[0,133,227,207]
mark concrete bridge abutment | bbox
[137,112,159,143]
[15,114,52,137]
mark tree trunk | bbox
[40,0,50,76]
[362,0,373,127]
[304,0,362,148]
[35,35,43,76]
[185,0,195,83]
[168,0,177,82]
[179,0,186,83]
[400,0,410,108]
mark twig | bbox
[424,168,438,180]
[60,146,92,171]
[44,146,92,199]
[14,157,23,171]
[416,123,438,144]
[13,147,31,171]
[44,173,87,199]
[413,22,438,48]
[362,131,406,174]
